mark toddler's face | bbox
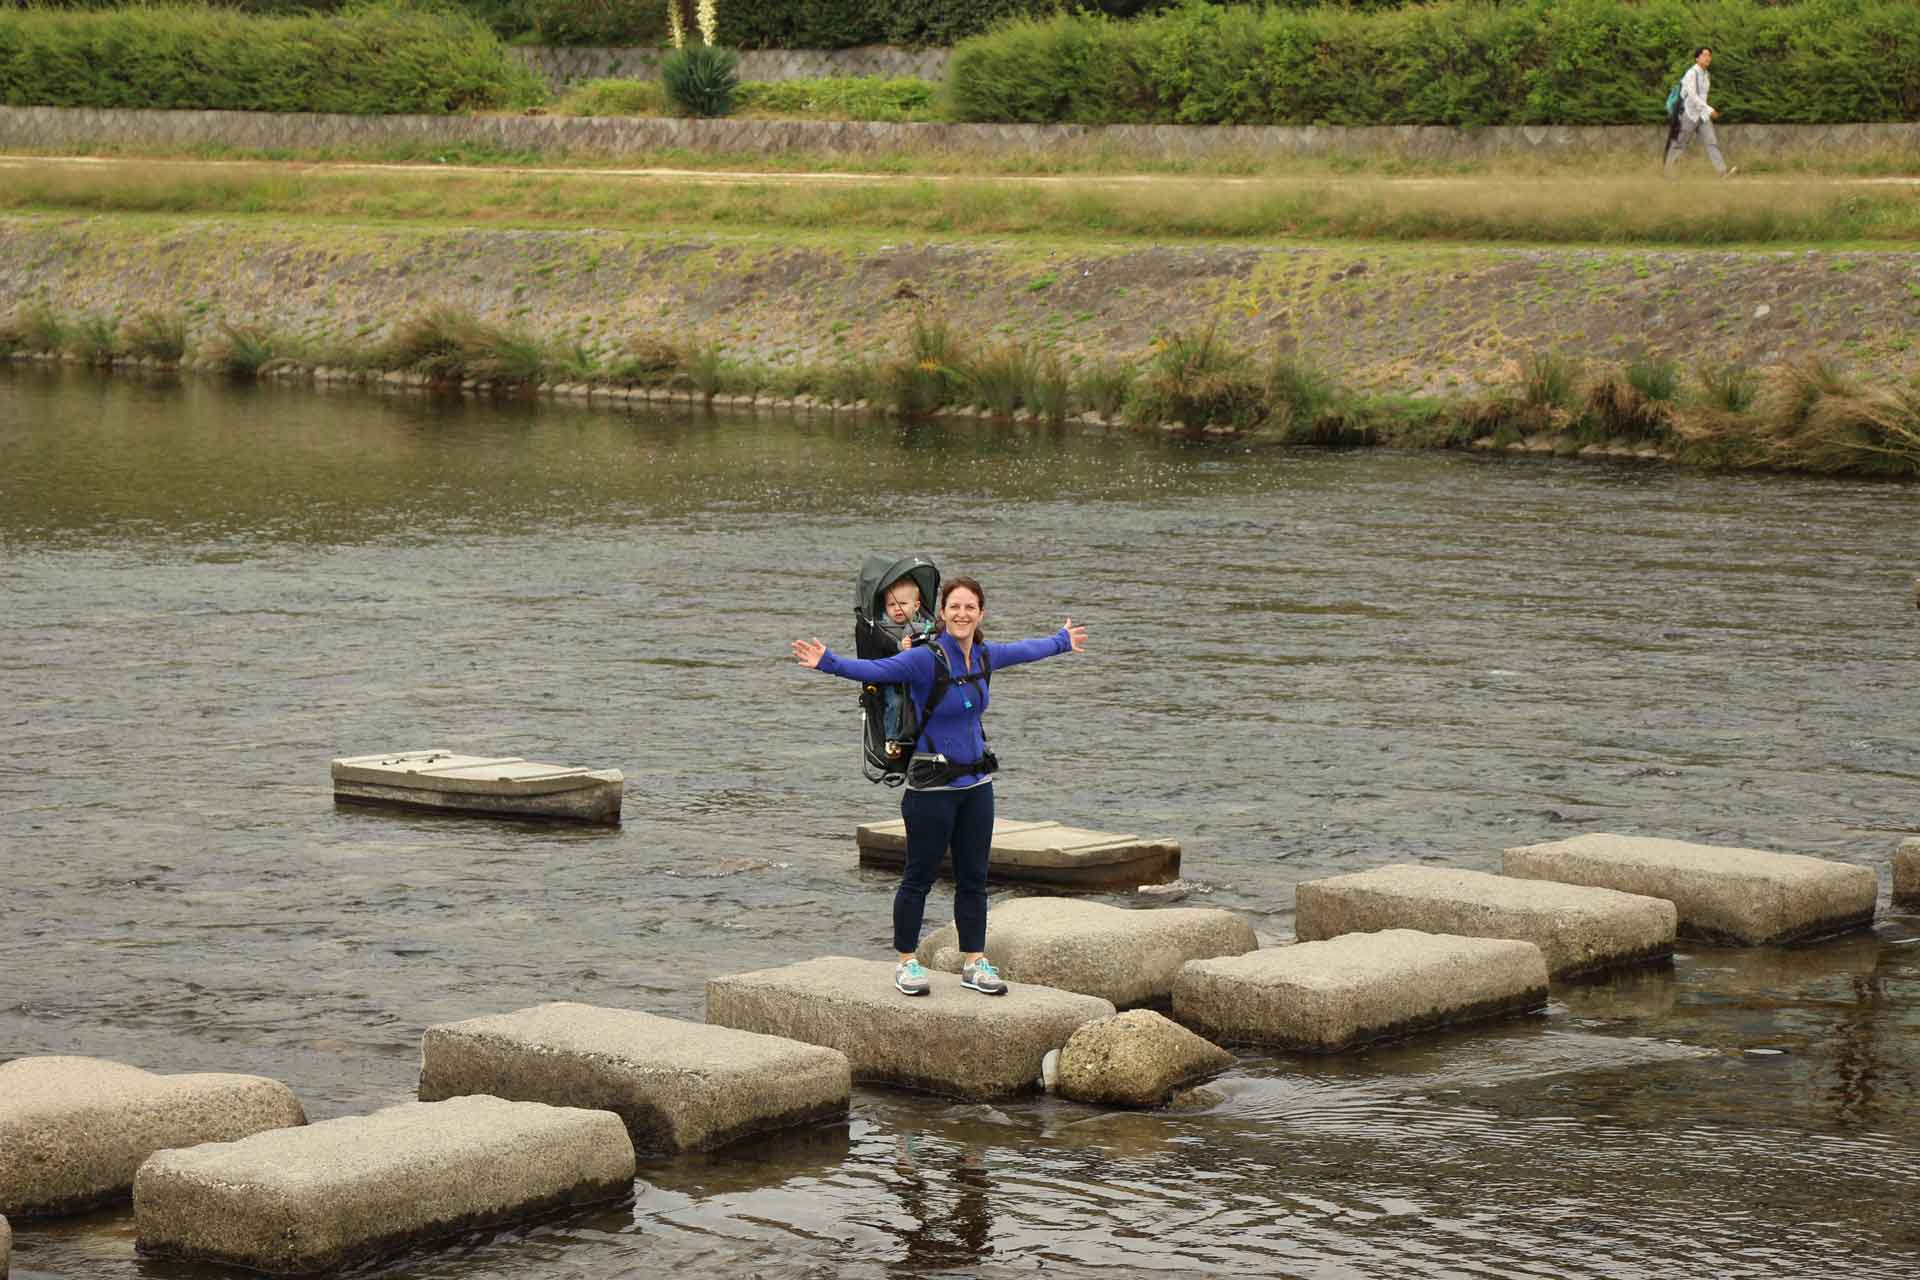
[884,583,922,625]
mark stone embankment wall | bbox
[3,105,1916,165]
[507,44,950,89]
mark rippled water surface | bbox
[3,370,1918,1279]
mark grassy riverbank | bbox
[5,156,1920,246]
[8,297,1918,478]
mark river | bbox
[2,368,1917,1278]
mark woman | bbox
[793,576,1087,997]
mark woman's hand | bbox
[1063,618,1088,653]
[792,638,827,668]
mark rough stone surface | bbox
[1294,864,1676,980]
[1055,1010,1235,1108]
[134,1096,636,1276]
[859,818,1180,888]
[1895,838,1920,909]
[1,107,1913,166]
[916,897,1258,1007]
[0,1057,306,1219]
[1503,833,1877,945]
[1,1214,9,1276]
[419,1001,850,1154]
[1173,929,1549,1052]
[706,956,1114,1100]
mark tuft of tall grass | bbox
[126,309,189,362]
[1625,354,1679,404]
[609,334,684,384]
[885,310,968,418]
[687,342,724,400]
[1027,349,1071,425]
[67,312,120,364]
[1697,361,1758,413]
[380,308,476,380]
[1131,322,1266,429]
[1522,350,1581,410]
[17,303,68,354]
[1264,355,1339,436]
[964,342,1030,417]
[209,321,278,378]
[552,78,668,117]
[819,361,875,406]
[1072,360,1135,420]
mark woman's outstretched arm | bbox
[986,618,1088,671]
[792,638,933,682]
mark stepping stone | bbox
[331,749,623,824]
[134,1096,636,1276]
[1896,838,1920,910]
[856,818,1180,888]
[1,1215,8,1278]
[1173,929,1549,1053]
[1504,833,1877,945]
[1294,864,1676,980]
[1055,1010,1235,1108]
[706,956,1114,1101]
[0,1057,305,1218]
[419,1002,851,1154]
[916,897,1258,1007]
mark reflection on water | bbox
[2,367,1919,1279]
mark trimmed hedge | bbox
[948,0,1920,126]
[0,4,547,113]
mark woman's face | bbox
[942,586,983,641]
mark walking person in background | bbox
[1665,46,1736,177]
[793,576,1086,998]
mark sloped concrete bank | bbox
[3,105,1918,165]
[6,214,1917,398]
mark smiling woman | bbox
[792,575,1088,998]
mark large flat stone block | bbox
[1173,929,1549,1052]
[1503,833,1877,945]
[857,818,1180,888]
[916,897,1258,1007]
[706,956,1114,1101]
[2,1214,9,1277]
[1295,864,1676,980]
[1895,838,1920,909]
[134,1096,635,1276]
[0,1056,306,1218]
[419,1001,850,1154]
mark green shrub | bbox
[16,303,67,353]
[739,77,937,122]
[948,0,1920,126]
[1027,349,1071,424]
[965,341,1031,415]
[210,321,278,378]
[0,4,546,114]
[609,333,684,383]
[525,0,668,46]
[1698,361,1758,413]
[1131,322,1266,428]
[1522,350,1580,409]
[1626,353,1680,403]
[69,312,120,363]
[886,310,968,418]
[662,43,739,117]
[553,77,667,116]
[1073,359,1135,418]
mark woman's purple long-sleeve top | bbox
[816,629,1072,788]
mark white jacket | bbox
[1680,64,1713,124]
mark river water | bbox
[3,368,1918,1279]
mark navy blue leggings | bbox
[895,783,994,955]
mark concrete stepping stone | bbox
[419,1001,851,1154]
[0,1056,305,1218]
[1504,833,1877,945]
[1055,1010,1235,1108]
[706,955,1114,1100]
[1295,864,1676,980]
[134,1096,636,1276]
[331,749,623,824]
[1895,838,1920,910]
[916,897,1258,1007]
[857,818,1180,888]
[1173,929,1549,1053]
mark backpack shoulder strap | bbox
[913,641,991,749]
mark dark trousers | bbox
[895,783,994,955]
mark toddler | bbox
[877,576,934,747]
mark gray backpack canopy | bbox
[854,554,939,646]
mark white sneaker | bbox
[894,959,931,997]
[960,958,1007,995]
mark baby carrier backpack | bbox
[854,554,940,785]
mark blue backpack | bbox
[1664,78,1684,119]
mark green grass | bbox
[6,159,1919,247]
